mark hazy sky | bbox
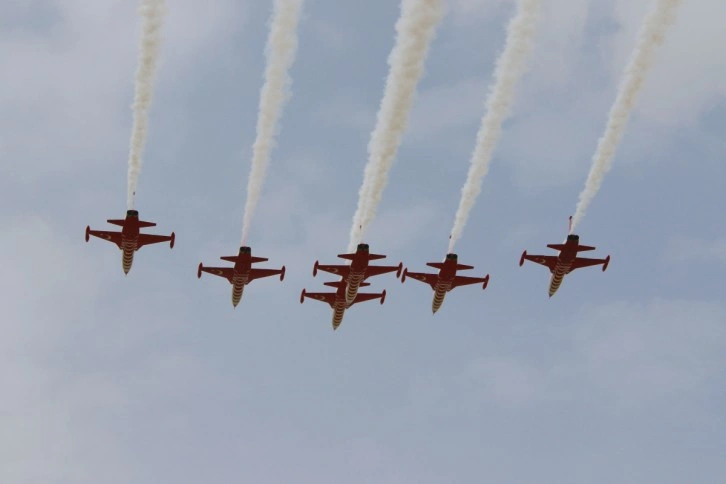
[2,1,725,482]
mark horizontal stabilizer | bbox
[456,263,474,271]
[426,262,445,270]
[251,256,269,263]
[324,281,346,288]
[359,282,371,287]
[107,219,126,226]
[577,245,596,252]
[337,253,355,260]
[547,244,567,251]
[220,255,239,262]
[137,221,156,228]
[368,254,386,260]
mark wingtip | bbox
[85,226,90,242]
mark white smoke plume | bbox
[348,0,444,252]
[447,0,540,253]
[241,0,303,244]
[571,0,682,231]
[127,0,166,211]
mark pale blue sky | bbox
[1,1,725,483]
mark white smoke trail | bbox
[127,0,166,211]
[241,0,303,244]
[571,0,682,231]
[447,0,540,253]
[348,0,444,252]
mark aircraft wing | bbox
[351,292,385,305]
[365,263,401,278]
[451,275,488,289]
[302,292,336,308]
[315,264,350,278]
[248,268,284,282]
[523,254,558,273]
[137,233,173,249]
[88,229,123,249]
[200,266,234,282]
[404,271,439,290]
[568,256,608,273]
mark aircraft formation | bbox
[85,0,681,329]
[86,212,610,329]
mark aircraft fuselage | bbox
[548,237,580,297]
[431,259,459,313]
[119,214,143,274]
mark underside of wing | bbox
[137,233,171,248]
[568,257,607,273]
[404,271,438,290]
[201,266,235,282]
[248,268,283,281]
[89,230,123,249]
[304,292,336,307]
[365,264,400,278]
[352,292,383,304]
[316,264,350,278]
[524,254,558,273]
[451,275,488,289]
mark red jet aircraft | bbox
[401,253,489,313]
[520,217,610,297]
[85,209,175,274]
[313,243,401,307]
[300,279,386,330]
[198,246,285,307]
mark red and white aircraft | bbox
[313,243,401,307]
[520,217,610,297]
[85,209,175,274]
[401,253,489,313]
[300,279,386,330]
[198,246,285,307]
